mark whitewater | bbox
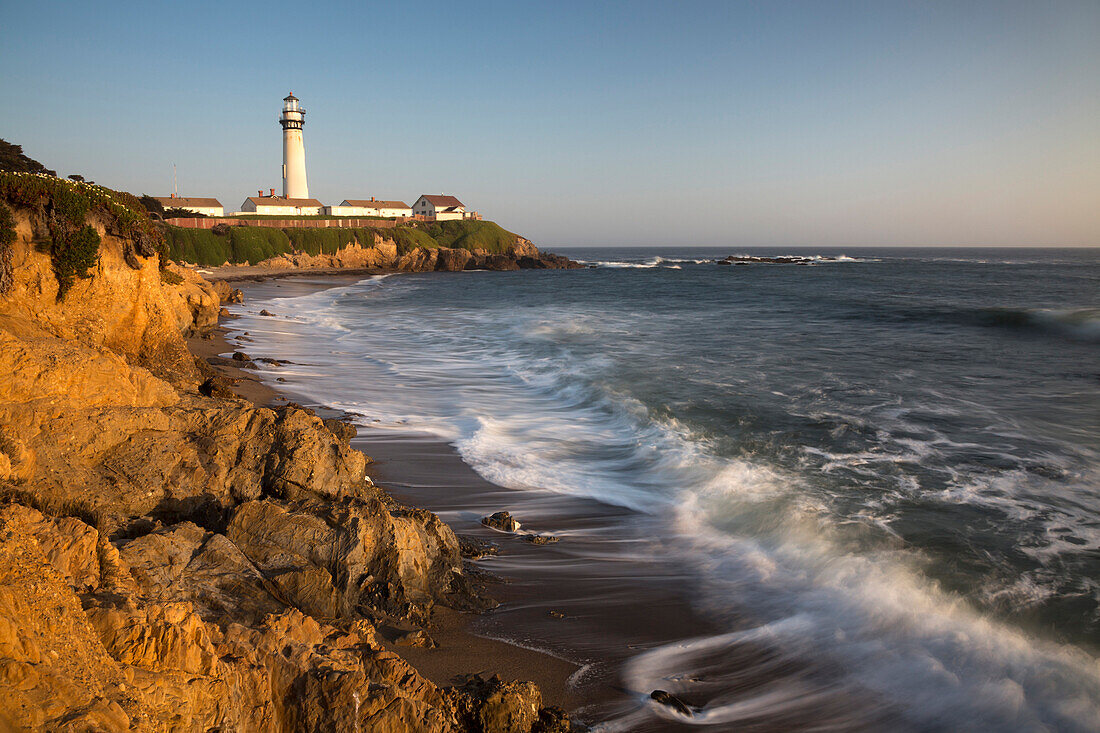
[226,246,1100,731]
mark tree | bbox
[139,194,165,218]
[0,139,56,176]
[164,207,206,219]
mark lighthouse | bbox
[279,93,309,199]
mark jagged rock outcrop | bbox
[159,263,220,336]
[243,231,581,274]
[0,502,569,732]
[0,180,577,731]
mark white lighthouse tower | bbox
[279,93,309,199]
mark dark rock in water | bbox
[231,351,251,362]
[650,689,693,717]
[322,417,357,443]
[481,511,520,532]
[458,535,500,558]
[259,309,276,316]
[531,706,575,733]
[276,377,287,382]
[227,287,244,303]
[522,533,559,545]
[394,629,437,649]
[516,256,550,270]
[218,307,231,317]
[199,376,236,400]
[547,610,566,619]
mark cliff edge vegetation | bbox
[164,219,531,267]
[0,175,577,731]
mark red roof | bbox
[245,196,322,207]
[155,196,222,208]
[419,194,464,208]
[342,199,410,209]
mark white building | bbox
[240,195,323,216]
[280,93,309,199]
[412,194,467,221]
[325,199,412,218]
[155,196,224,217]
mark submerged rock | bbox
[522,534,559,545]
[259,309,276,316]
[650,689,693,717]
[458,535,500,558]
[482,511,521,532]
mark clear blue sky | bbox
[3,1,1098,247]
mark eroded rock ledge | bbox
[0,184,577,731]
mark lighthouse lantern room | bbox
[279,93,309,199]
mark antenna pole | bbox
[173,164,177,197]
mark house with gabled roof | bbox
[325,198,412,218]
[239,192,323,216]
[413,194,467,221]
[155,195,224,217]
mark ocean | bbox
[226,247,1100,731]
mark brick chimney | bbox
[270,188,275,197]
[258,190,263,197]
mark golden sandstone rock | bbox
[0,184,576,730]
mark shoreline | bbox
[193,264,393,283]
[194,290,589,712]
[207,275,734,730]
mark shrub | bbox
[139,194,165,217]
[0,203,14,294]
[0,202,14,248]
[51,225,100,297]
[0,171,166,287]
[164,207,206,219]
[160,269,184,285]
[211,222,231,236]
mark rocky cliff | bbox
[245,234,580,273]
[0,175,574,731]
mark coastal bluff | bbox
[0,175,576,731]
[163,218,581,273]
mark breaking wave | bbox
[225,248,1100,730]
